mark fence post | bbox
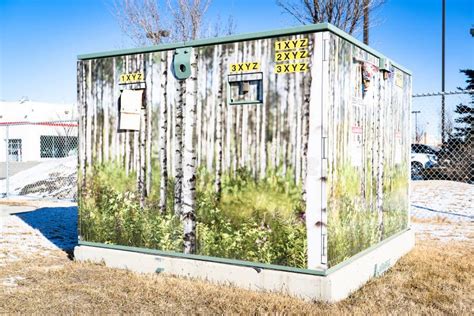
[5,125,9,198]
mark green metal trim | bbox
[78,240,327,276]
[173,47,192,80]
[379,57,391,72]
[78,23,331,60]
[325,228,412,275]
[324,24,411,75]
[77,22,411,75]
[228,100,263,105]
[78,228,411,276]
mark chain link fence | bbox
[410,91,473,224]
[410,92,473,183]
[0,121,78,201]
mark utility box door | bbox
[119,89,143,131]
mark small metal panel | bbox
[119,89,143,131]
[228,72,263,104]
[173,47,192,80]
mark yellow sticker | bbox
[275,63,309,74]
[395,71,404,88]
[229,62,260,73]
[119,72,144,84]
[275,50,309,62]
[275,38,308,51]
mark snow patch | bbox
[0,156,77,200]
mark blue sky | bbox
[0,0,473,136]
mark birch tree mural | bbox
[78,31,410,269]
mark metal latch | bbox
[173,47,192,80]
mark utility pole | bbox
[363,0,369,44]
[441,0,446,144]
[412,110,421,143]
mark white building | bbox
[0,99,77,162]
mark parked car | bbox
[411,144,439,179]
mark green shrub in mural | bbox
[79,163,307,268]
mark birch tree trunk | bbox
[138,106,146,207]
[145,53,153,197]
[86,60,93,168]
[376,76,385,240]
[225,64,232,172]
[111,58,117,162]
[166,51,175,177]
[102,66,111,162]
[136,55,147,207]
[159,52,168,214]
[92,63,98,163]
[174,78,185,216]
[260,40,268,179]
[301,73,311,202]
[124,56,131,176]
[78,61,87,193]
[182,50,198,254]
[295,73,302,183]
[215,46,223,200]
[97,67,104,164]
[233,104,240,172]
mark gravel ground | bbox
[411,180,474,219]
[0,211,57,269]
[410,180,473,242]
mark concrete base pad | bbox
[74,229,414,302]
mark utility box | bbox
[75,23,413,302]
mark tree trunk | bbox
[137,54,147,207]
[363,0,369,45]
[182,50,197,254]
[301,72,311,202]
[260,41,267,179]
[145,53,153,197]
[377,76,385,240]
[86,60,93,168]
[215,46,223,200]
[159,52,168,214]
[174,78,185,216]
[78,61,87,193]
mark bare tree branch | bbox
[113,0,169,46]
[113,0,216,46]
[167,0,211,41]
[276,0,385,38]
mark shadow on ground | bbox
[15,207,78,252]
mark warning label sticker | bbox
[395,71,404,88]
[275,38,308,51]
[119,72,144,84]
[275,63,308,74]
[229,62,260,73]
[275,50,309,62]
[274,37,310,74]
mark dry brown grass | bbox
[0,199,75,208]
[1,239,473,314]
[411,215,453,224]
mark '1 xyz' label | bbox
[275,38,308,51]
